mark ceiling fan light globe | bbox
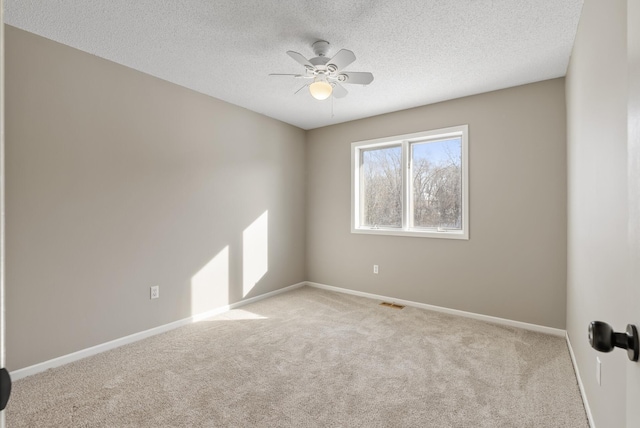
[309,80,333,100]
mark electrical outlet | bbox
[373,264,379,274]
[150,285,159,300]
[596,357,601,386]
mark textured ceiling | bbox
[5,0,584,130]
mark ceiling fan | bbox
[270,40,374,100]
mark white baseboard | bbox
[566,332,595,428]
[306,281,566,337]
[11,280,566,381]
[10,282,306,381]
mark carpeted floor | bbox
[8,286,588,427]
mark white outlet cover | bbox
[150,286,159,299]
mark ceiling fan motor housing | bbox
[309,57,330,68]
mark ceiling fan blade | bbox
[332,83,348,99]
[327,49,356,72]
[287,51,314,69]
[339,72,374,85]
[269,73,312,78]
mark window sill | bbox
[351,227,469,240]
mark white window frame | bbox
[351,125,469,240]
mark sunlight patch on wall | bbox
[191,245,229,316]
[243,210,269,297]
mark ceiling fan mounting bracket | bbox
[312,40,330,57]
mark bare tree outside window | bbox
[411,138,462,229]
[361,146,402,227]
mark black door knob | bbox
[588,321,639,362]
[0,368,10,411]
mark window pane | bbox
[361,146,402,227]
[411,138,462,229]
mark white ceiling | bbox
[5,0,584,130]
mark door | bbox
[0,0,7,426]
[628,1,640,425]
[0,0,6,425]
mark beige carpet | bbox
[8,286,588,427]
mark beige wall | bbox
[306,79,568,328]
[566,1,629,426]
[5,26,306,371]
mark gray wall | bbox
[566,1,629,427]
[5,26,306,371]
[306,79,568,329]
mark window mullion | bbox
[402,140,410,231]
[358,149,365,228]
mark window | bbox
[351,125,468,239]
